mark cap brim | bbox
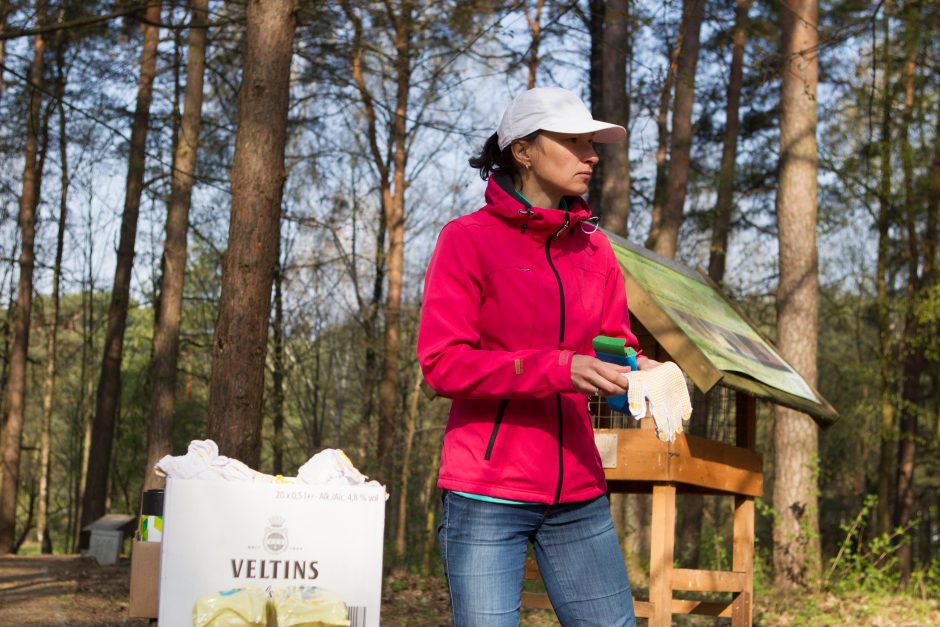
[538,120,627,143]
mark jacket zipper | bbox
[484,399,510,460]
[544,226,567,504]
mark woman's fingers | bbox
[571,355,632,396]
[595,362,629,396]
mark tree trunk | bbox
[874,1,895,539]
[708,0,751,284]
[340,0,386,470]
[143,0,209,490]
[693,6,751,560]
[421,422,443,575]
[630,493,650,574]
[646,15,686,253]
[70,228,96,552]
[0,0,9,96]
[355,211,385,466]
[0,0,46,554]
[375,1,413,487]
[524,0,544,89]
[597,0,630,237]
[37,13,71,553]
[82,2,162,529]
[772,0,821,588]
[205,0,295,468]
[394,364,423,562]
[895,321,922,581]
[587,0,605,206]
[649,0,705,259]
[271,240,285,475]
[894,14,925,580]
[0,260,15,420]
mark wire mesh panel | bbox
[588,393,637,430]
[590,376,738,445]
[691,383,737,446]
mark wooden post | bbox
[733,495,754,626]
[649,483,676,627]
[734,391,756,626]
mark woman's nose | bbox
[583,145,599,164]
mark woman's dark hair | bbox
[468,131,539,181]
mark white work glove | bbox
[623,361,692,442]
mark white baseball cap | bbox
[496,87,626,150]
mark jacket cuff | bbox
[548,350,576,392]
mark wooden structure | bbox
[524,235,838,626]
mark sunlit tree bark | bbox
[648,0,704,259]
[597,0,630,236]
[206,0,295,467]
[646,4,691,255]
[708,0,751,283]
[772,0,821,588]
[523,0,544,89]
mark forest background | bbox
[0,0,938,617]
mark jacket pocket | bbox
[484,399,510,460]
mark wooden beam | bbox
[670,435,763,496]
[633,599,653,618]
[598,429,763,496]
[671,568,746,592]
[524,558,540,580]
[633,598,735,618]
[521,591,553,610]
[671,599,734,617]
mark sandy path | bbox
[0,555,149,627]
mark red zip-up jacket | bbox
[417,175,639,504]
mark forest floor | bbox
[1,554,938,626]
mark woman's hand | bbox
[637,356,662,370]
[571,354,631,397]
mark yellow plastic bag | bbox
[271,586,350,627]
[193,587,269,627]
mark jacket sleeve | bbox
[598,238,642,355]
[416,222,576,399]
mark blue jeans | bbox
[438,491,636,626]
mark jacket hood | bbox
[483,174,594,239]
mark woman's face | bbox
[515,131,599,207]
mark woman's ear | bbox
[510,140,531,171]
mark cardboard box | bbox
[129,540,161,618]
[158,478,385,627]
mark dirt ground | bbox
[0,555,452,626]
[10,555,935,626]
[0,555,559,626]
[0,555,147,627]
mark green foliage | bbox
[823,495,906,593]
[914,285,940,361]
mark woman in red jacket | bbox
[417,87,652,626]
